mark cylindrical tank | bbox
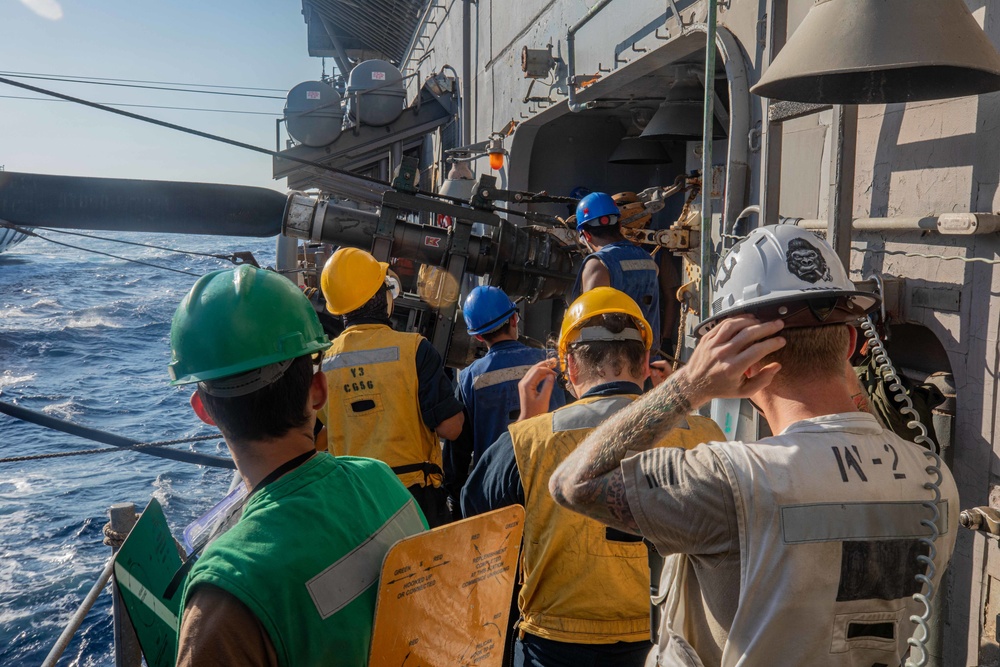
[347,60,407,127]
[284,80,345,147]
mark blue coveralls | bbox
[569,240,661,352]
[460,340,566,461]
[443,340,566,502]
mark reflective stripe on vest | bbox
[619,258,658,272]
[178,455,425,667]
[552,395,633,432]
[459,343,559,461]
[781,500,950,544]
[471,364,535,391]
[322,346,400,371]
[306,499,425,618]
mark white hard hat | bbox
[696,224,879,335]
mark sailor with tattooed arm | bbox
[549,225,959,667]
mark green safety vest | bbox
[178,453,426,667]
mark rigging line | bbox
[0,94,281,117]
[0,73,285,99]
[2,224,202,277]
[31,226,245,260]
[0,69,288,92]
[856,246,1000,265]
[0,434,223,465]
[0,76,540,221]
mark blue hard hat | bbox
[463,286,517,335]
[576,192,620,230]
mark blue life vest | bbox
[570,241,661,351]
[458,340,566,461]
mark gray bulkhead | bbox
[397,0,1000,662]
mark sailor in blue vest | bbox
[569,192,662,356]
[443,286,565,506]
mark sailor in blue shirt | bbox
[569,192,662,353]
[443,286,565,505]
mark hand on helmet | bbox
[677,315,786,407]
[518,358,558,422]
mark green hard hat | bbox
[168,265,331,386]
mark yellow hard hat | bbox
[321,247,390,315]
[558,287,652,370]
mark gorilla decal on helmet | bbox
[785,237,832,284]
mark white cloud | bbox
[18,0,64,20]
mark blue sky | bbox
[1,0,325,190]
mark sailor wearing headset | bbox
[550,224,960,666]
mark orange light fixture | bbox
[486,134,506,171]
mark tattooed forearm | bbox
[551,371,697,518]
[553,468,639,534]
[601,374,695,455]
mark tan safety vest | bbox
[707,413,958,666]
[322,324,442,489]
[510,394,724,645]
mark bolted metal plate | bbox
[910,287,961,313]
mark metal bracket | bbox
[626,227,694,251]
[961,507,1000,536]
[391,155,420,193]
[371,197,402,262]
[470,175,499,210]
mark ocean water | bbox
[0,230,276,665]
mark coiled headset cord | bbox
[860,314,943,667]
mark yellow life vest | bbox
[322,324,442,489]
[509,394,724,645]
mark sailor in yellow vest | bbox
[320,247,465,527]
[462,287,723,667]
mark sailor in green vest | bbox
[461,287,723,667]
[168,265,426,667]
[319,247,465,527]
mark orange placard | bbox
[369,505,525,667]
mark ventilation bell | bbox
[640,74,726,141]
[751,0,1000,104]
[439,160,476,200]
[608,137,673,165]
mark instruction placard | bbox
[113,497,184,667]
[370,505,524,666]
